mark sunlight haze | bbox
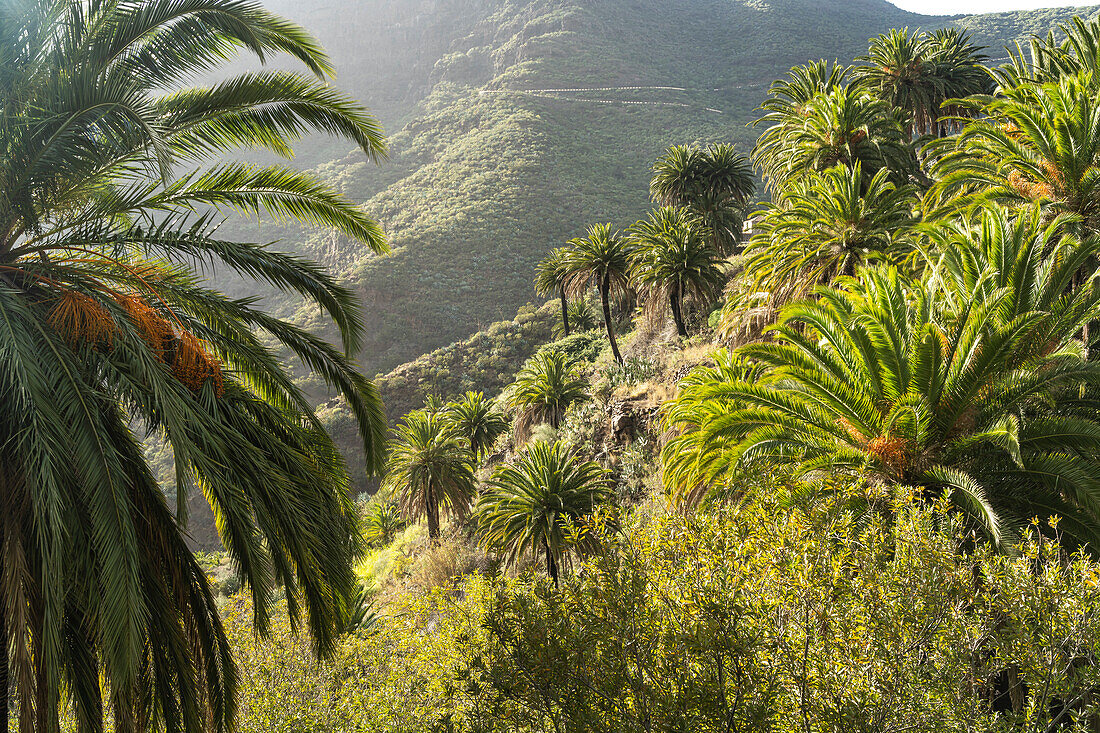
[890,0,1091,14]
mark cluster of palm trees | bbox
[382,375,606,585]
[723,28,994,338]
[537,143,756,360]
[665,19,1100,552]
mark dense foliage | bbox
[37,3,1100,731]
[217,488,1100,732]
[243,0,1085,379]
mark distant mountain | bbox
[230,0,1095,379]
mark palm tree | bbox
[931,72,1100,233]
[721,163,917,341]
[476,441,611,585]
[664,210,1100,549]
[852,28,990,138]
[0,0,388,728]
[753,83,911,191]
[993,16,1100,89]
[561,224,633,364]
[535,248,573,338]
[383,410,476,541]
[554,298,598,339]
[508,350,589,442]
[363,502,406,547]
[629,207,725,338]
[445,391,509,459]
[650,143,756,255]
[753,60,851,190]
[925,28,996,132]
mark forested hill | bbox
[246,0,1099,376]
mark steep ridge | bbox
[251,0,1099,376]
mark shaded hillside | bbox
[251,0,1098,376]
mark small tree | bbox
[445,391,509,459]
[384,411,476,541]
[561,224,633,364]
[508,351,589,443]
[362,502,406,547]
[630,207,725,337]
[535,247,574,338]
[476,441,611,585]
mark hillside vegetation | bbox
[198,10,1100,730]
[253,0,1099,375]
[27,0,1100,728]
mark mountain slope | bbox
[250,0,1097,377]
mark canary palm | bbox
[0,0,389,729]
[561,224,633,364]
[445,391,509,459]
[994,16,1100,89]
[383,410,476,541]
[535,248,573,338]
[508,350,589,442]
[752,83,911,191]
[553,298,598,339]
[649,143,756,255]
[753,60,851,192]
[722,163,917,341]
[630,207,725,337]
[853,28,990,138]
[363,502,406,548]
[931,73,1100,233]
[665,213,1100,549]
[476,441,611,585]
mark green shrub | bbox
[215,481,1100,732]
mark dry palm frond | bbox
[866,434,912,477]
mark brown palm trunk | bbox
[0,520,6,733]
[600,276,623,364]
[543,537,559,587]
[558,289,570,337]
[670,283,688,337]
[425,483,440,540]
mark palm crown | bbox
[445,390,509,459]
[476,441,611,585]
[931,72,1100,231]
[508,350,589,443]
[649,143,755,255]
[383,410,477,541]
[723,162,917,341]
[535,247,573,338]
[561,223,633,364]
[852,28,990,138]
[753,83,911,191]
[630,207,725,338]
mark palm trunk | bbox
[600,276,623,365]
[425,483,440,541]
[558,289,570,337]
[0,519,6,733]
[670,283,688,337]
[543,537,559,587]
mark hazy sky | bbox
[889,0,1090,14]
